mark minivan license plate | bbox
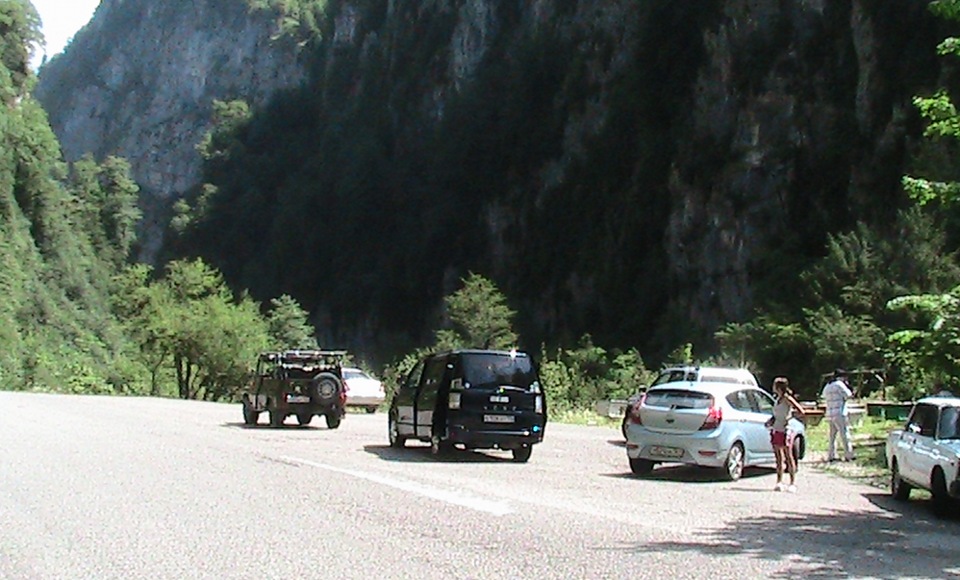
[484,414,515,424]
[649,446,683,458]
[489,395,509,403]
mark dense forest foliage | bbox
[12,0,960,405]
[162,0,960,397]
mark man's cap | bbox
[834,368,847,378]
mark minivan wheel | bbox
[296,413,312,426]
[430,433,452,456]
[724,443,745,481]
[629,457,654,476]
[511,446,532,463]
[388,411,406,448]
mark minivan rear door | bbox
[639,388,713,434]
[454,353,545,432]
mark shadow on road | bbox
[598,490,960,578]
[600,464,775,484]
[220,421,323,431]
[607,439,627,448]
[363,444,512,464]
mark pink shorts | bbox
[770,430,792,448]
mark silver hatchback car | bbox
[624,367,806,481]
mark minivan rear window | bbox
[643,389,713,410]
[461,354,537,389]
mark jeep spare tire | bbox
[311,372,341,402]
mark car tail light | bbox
[629,394,646,425]
[449,392,461,410]
[535,395,543,414]
[700,401,722,430]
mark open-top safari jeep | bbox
[241,350,348,429]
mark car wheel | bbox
[724,442,745,481]
[511,446,533,463]
[296,413,312,426]
[629,457,654,476]
[931,468,951,517]
[791,435,805,469]
[269,408,285,428]
[388,410,406,448]
[891,460,911,501]
[242,402,259,426]
[366,406,377,414]
[325,412,342,430]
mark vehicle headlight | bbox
[449,392,461,410]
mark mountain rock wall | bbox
[35,0,305,259]
[35,0,950,357]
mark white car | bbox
[342,367,386,413]
[625,366,806,481]
[886,394,960,516]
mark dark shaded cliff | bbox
[35,0,956,364]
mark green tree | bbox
[435,272,518,350]
[266,294,318,350]
[114,259,270,400]
[0,0,42,100]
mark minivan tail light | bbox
[449,392,461,410]
[535,395,543,414]
[700,401,722,430]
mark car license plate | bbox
[649,445,683,458]
[286,394,311,404]
[483,414,515,424]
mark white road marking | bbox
[277,455,514,516]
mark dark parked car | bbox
[241,350,348,428]
[387,349,547,462]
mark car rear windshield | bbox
[343,369,370,381]
[643,389,713,410]
[462,354,537,389]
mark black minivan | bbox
[387,349,547,462]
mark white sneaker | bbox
[775,483,785,492]
[786,485,797,493]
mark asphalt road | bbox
[2,392,958,580]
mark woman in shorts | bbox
[768,377,806,492]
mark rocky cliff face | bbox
[35,0,305,259]
[35,0,949,357]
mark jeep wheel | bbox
[242,403,259,426]
[269,409,285,428]
[296,413,313,426]
[511,446,532,463]
[325,412,342,430]
[388,411,406,448]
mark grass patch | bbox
[550,406,621,429]
[804,416,902,488]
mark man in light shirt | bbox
[821,368,855,462]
